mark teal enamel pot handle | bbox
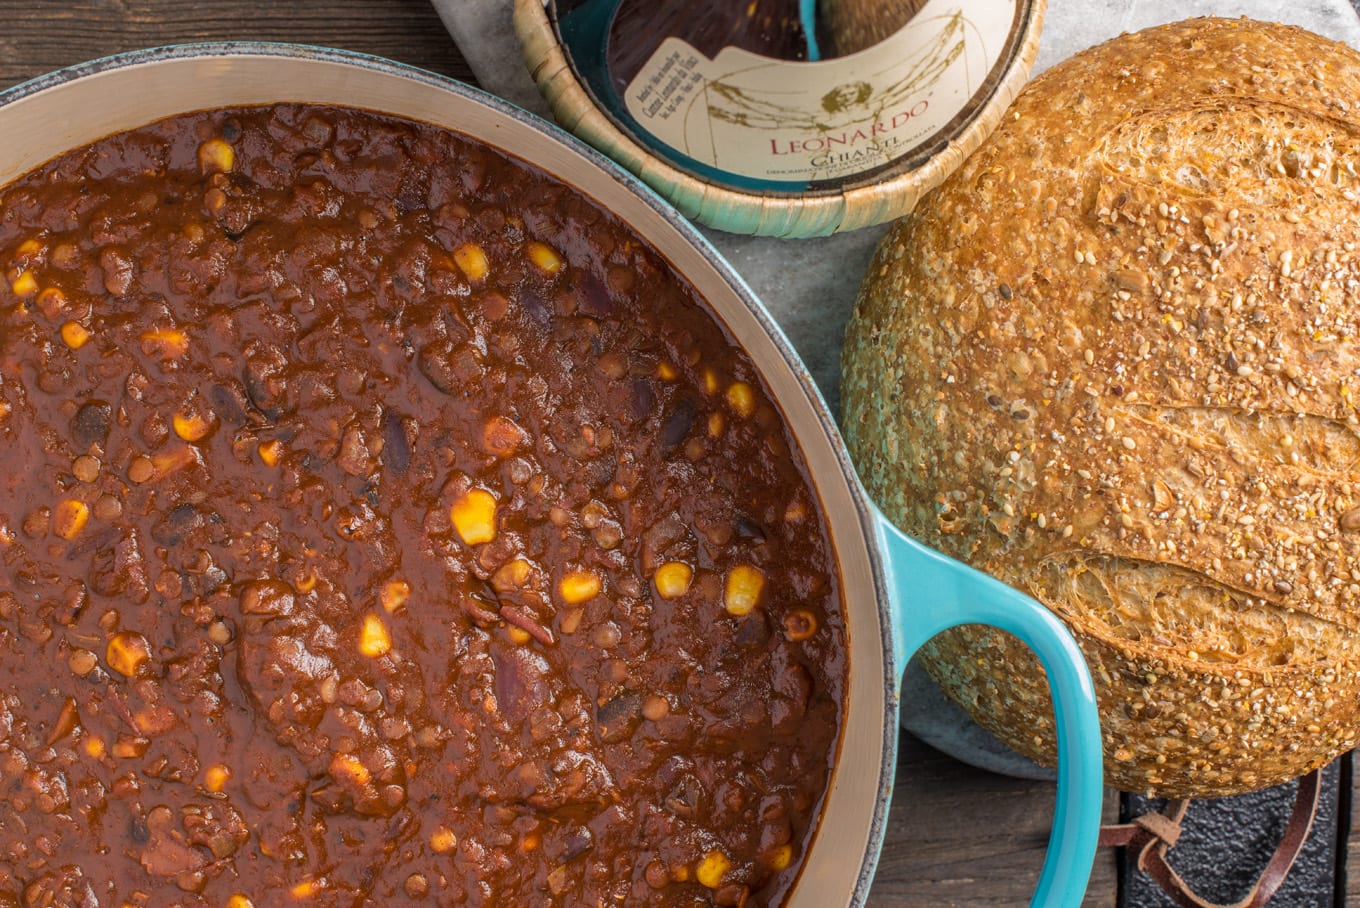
[875,510,1104,907]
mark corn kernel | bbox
[294,571,318,595]
[726,381,756,417]
[330,751,371,787]
[59,321,91,350]
[430,826,457,853]
[702,368,719,395]
[173,411,215,442]
[453,243,489,282]
[52,499,90,540]
[106,631,151,677]
[227,896,256,908]
[507,626,532,645]
[724,565,765,616]
[520,832,541,853]
[198,138,236,174]
[84,736,106,760]
[657,361,678,381]
[289,879,322,899]
[783,609,818,641]
[10,270,38,298]
[768,844,794,871]
[653,562,693,600]
[451,489,497,545]
[359,613,392,658]
[381,580,411,614]
[526,241,563,274]
[15,239,42,258]
[708,412,724,438]
[258,439,284,467]
[696,851,731,889]
[205,764,231,793]
[558,570,601,604]
[140,328,189,361]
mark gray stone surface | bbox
[433,0,1360,779]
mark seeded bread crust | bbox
[841,17,1360,797]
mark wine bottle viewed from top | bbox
[552,0,1028,191]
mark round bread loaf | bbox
[842,17,1360,797]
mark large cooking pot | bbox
[0,45,1103,906]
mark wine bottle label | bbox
[622,0,1017,184]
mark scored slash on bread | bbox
[842,17,1360,797]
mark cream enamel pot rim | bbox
[0,44,1104,907]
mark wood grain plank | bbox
[868,734,1120,906]
[0,0,474,90]
[1344,750,1360,903]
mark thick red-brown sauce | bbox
[0,105,846,907]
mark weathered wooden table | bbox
[6,3,1359,906]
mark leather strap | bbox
[1099,769,1322,908]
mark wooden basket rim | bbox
[512,0,1048,237]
